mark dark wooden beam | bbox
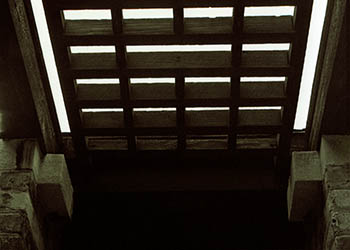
[43,4,88,155]
[228,3,244,151]
[8,0,62,153]
[112,7,136,151]
[307,0,347,150]
[52,0,297,9]
[276,0,314,186]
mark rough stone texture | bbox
[324,164,350,191]
[321,135,350,250]
[0,171,33,192]
[331,235,350,250]
[35,154,73,218]
[288,151,322,221]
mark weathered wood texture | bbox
[43,5,90,160]
[307,0,347,150]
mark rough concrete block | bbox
[331,235,350,250]
[321,135,350,175]
[288,151,322,221]
[324,164,350,191]
[0,139,22,170]
[35,154,73,218]
[0,233,26,250]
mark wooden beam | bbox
[307,0,347,150]
[276,0,314,187]
[229,2,244,151]
[52,0,297,9]
[43,4,88,155]
[8,0,62,153]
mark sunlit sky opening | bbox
[30,1,328,133]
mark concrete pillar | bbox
[0,139,73,250]
[288,135,350,250]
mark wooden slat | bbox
[70,53,117,70]
[134,111,177,128]
[187,137,228,150]
[244,16,294,35]
[240,82,286,105]
[236,135,277,150]
[126,51,289,69]
[82,111,124,128]
[124,19,173,35]
[127,51,231,69]
[8,0,62,153]
[63,16,294,45]
[76,82,285,107]
[53,0,296,9]
[71,67,291,79]
[64,20,113,36]
[136,136,177,150]
[241,51,289,68]
[85,136,128,150]
[82,127,229,136]
[131,83,175,100]
[185,110,229,127]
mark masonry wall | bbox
[0,139,73,250]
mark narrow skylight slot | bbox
[134,108,176,112]
[240,77,286,82]
[294,0,327,130]
[70,46,115,54]
[82,108,123,112]
[76,78,120,84]
[239,107,282,110]
[186,107,230,111]
[123,9,173,19]
[127,44,231,52]
[242,43,290,51]
[184,7,233,18]
[63,9,112,20]
[185,77,231,83]
[244,6,295,16]
[130,78,175,84]
[31,0,70,132]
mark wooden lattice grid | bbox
[42,0,313,155]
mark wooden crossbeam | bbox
[229,3,244,151]
[276,0,314,186]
